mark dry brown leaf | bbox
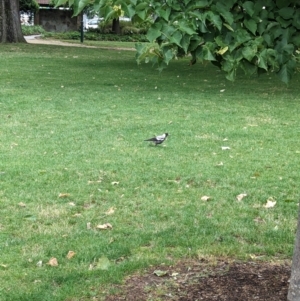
[96,223,113,230]
[264,198,276,208]
[58,193,70,198]
[236,193,247,202]
[105,207,115,215]
[47,257,58,267]
[72,213,82,217]
[66,251,76,259]
[201,196,211,201]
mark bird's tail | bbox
[144,138,156,142]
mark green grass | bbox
[0,43,300,301]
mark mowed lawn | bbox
[0,43,300,301]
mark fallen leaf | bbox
[105,207,115,215]
[68,202,76,206]
[67,251,76,259]
[36,260,43,267]
[153,270,168,277]
[58,193,70,198]
[201,196,211,201]
[96,223,113,230]
[18,202,26,207]
[86,222,91,230]
[47,257,58,267]
[111,181,119,185]
[72,213,82,217]
[216,162,224,166]
[236,193,247,202]
[220,89,225,92]
[96,256,111,270]
[264,198,276,208]
[24,214,37,221]
[0,264,8,269]
[221,146,230,150]
[253,217,265,223]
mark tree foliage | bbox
[19,0,39,13]
[54,0,300,83]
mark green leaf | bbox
[146,23,162,42]
[242,1,255,17]
[225,68,236,81]
[179,23,197,35]
[169,31,183,47]
[163,48,174,64]
[96,256,111,270]
[229,29,252,52]
[276,0,287,9]
[206,11,222,31]
[240,60,258,76]
[54,0,68,7]
[215,3,234,25]
[243,18,257,35]
[156,7,171,21]
[202,43,216,61]
[242,46,256,61]
[257,50,268,71]
[181,34,191,53]
[135,2,148,11]
[277,59,296,84]
[73,0,90,15]
[223,23,234,32]
[278,7,294,20]
[292,10,300,30]
[137,9,147,20]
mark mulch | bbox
[105,259,291,301]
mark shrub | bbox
[22,25,46,35]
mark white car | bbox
[85,19,103,29]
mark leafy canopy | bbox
[54,0,300,83]
[20,0,39,13]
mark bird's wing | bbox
[155,134,166,141]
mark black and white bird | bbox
[144,133,168,145]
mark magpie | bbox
[144,133,168,145]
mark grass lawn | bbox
[0,43,300,301]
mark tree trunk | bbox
[0,0,26,43]
[112,18,120,34]
[288,205,300,301]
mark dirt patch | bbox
[25,36,135,51]
[105,259,291,301]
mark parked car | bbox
[85,18,103,29]
[119,16,131,22]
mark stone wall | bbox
[34,9,80,32]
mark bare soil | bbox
[105,259,291,301]
[25,36,135,51]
